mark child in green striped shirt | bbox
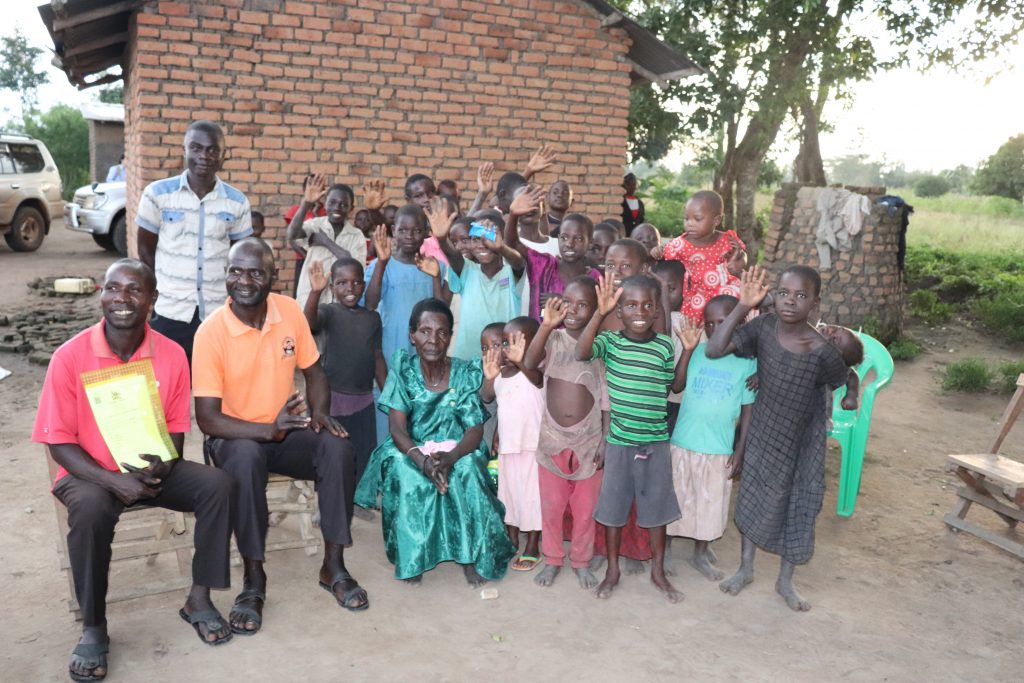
[575,273,689,603]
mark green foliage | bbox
[914,174,951,198]
[758,157,784,189]
[972,134,1024,201]
[887,337,922,361]
[972,291,1024,343]
[908,289,954,325]
[0,29,49,117]
[942,359,994,393]
[996,361,1024,393]
[97,85,123,104]
[637,167,689,236]
[22,105,89,200]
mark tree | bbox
[23,105,90,200]
[97,84,123,104]
[0,29,49,118]
[914,175,951,197]
[972,134,1024,201]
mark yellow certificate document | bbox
[81,359,178,472]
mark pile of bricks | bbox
[0,279,99,365]
[760,183,906,343]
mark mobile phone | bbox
[469,222,497,242]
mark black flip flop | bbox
[69,640,109,682]
[228,589,265,636]
[319,572,369,612]
[178,608,233,646]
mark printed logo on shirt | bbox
[282,337,296,358]
[499,277,510,289]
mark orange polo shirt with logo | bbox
[192,293,319,424]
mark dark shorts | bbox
[594,440,680,528]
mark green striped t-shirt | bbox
[591,331,675,445]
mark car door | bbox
[0,144,20,224]
[10,142,61,220]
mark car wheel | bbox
[92,231,116,251]
[4,206,46,252]
[111,214,128,256]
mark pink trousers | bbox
[539,449,603,568]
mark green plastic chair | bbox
[830,332,895,517]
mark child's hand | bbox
[674,316,703,351]
[541,297,567,328]
[726,234,747,276]
[307,230,328,249]
[738,265,770,309]
[372,224,392,262]
[481,229,504,253]
[593,441,606,469]
[415,254,440,278]
[476,162,494,195]
[745,373,759,392]
[509,184,545,217]
[727,450,743,480]
[309,260,329,292]
[362,179,388,211]
[482,347,501,381]
[525,144,557,176]
[595,272,623,316]
[650,244,664,260]
[841,392,859,411]
[425,195,457,239]
[506,330,526,365]
[304,172,328,205]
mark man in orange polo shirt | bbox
[193,238,367,635]
[34,260,235,682]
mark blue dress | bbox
[355,351,516,580]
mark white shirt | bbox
[294,217,368,306]
[136,172,252,322]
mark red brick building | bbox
[41,0,699,285]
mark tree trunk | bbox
[794,95,827,185]
[732,151,762,260]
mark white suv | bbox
[66,181,128,255]
[0,132,63,251]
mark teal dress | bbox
[355,351,516,580]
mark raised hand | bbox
[525,144,557,177]
[595,272,623,316]
[481,228,504,252]
[509,184,545,217]
[362,179,388,211]
[674,315,703,351]
[415,254,440,278]
[725,233,747,276]
[482,346,502,381]
[372,224,392,262]
[506,330,526,365]
[650,244,665,260]
[304,172,328,205]
[309,259,330,292]
[541,296,567,328]
[425,195,457,240]
[738,265,770,309]
[477,162,494,195]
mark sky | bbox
[3,1,1022,173]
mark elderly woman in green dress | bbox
[355,298,515,585]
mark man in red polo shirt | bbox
[34,260,235,682]
[193,238,367,637]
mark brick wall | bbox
[123,0,633,290]
[761,183,906,342]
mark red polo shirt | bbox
[32,321,192,484]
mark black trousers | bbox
[208,429,356,561]
[52,460,234,627]
[150,307,201,366]
[333,402,377,485]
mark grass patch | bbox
[996,361,1024,393]
[888,337,923,360]
[942,358,994,392]
[908,289,954,325]
[972,291,1024,343]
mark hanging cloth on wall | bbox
[814,187,870,269]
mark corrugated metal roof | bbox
[37,0,138,90]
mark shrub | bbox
[972,290,1024,343]
[972,134,1024,201]
[914,174,951,198]
[996,361,1024,393]
[888,337,922,361]
[942,358,993,392]
[909,289,954,325]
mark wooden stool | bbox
[944,373,1024,559]
[47,453,194,620]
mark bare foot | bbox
[574,567,599,589]
[651,570,684,603]
[621,557,646,575]
[719,567,754,596]
[403,575,422,586]
[463,564,487,588]
[588,555,607,572]
[776,577,811,611]
[534,564,560,587]
[595,569,620,599]
[691,552,725,581]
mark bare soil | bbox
[1,225,1021,681]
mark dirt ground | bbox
[1,225,1022,682]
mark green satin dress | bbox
[355,351,516,580]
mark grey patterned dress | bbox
[732,314,848,564]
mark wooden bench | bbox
[944,373,1024,559]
